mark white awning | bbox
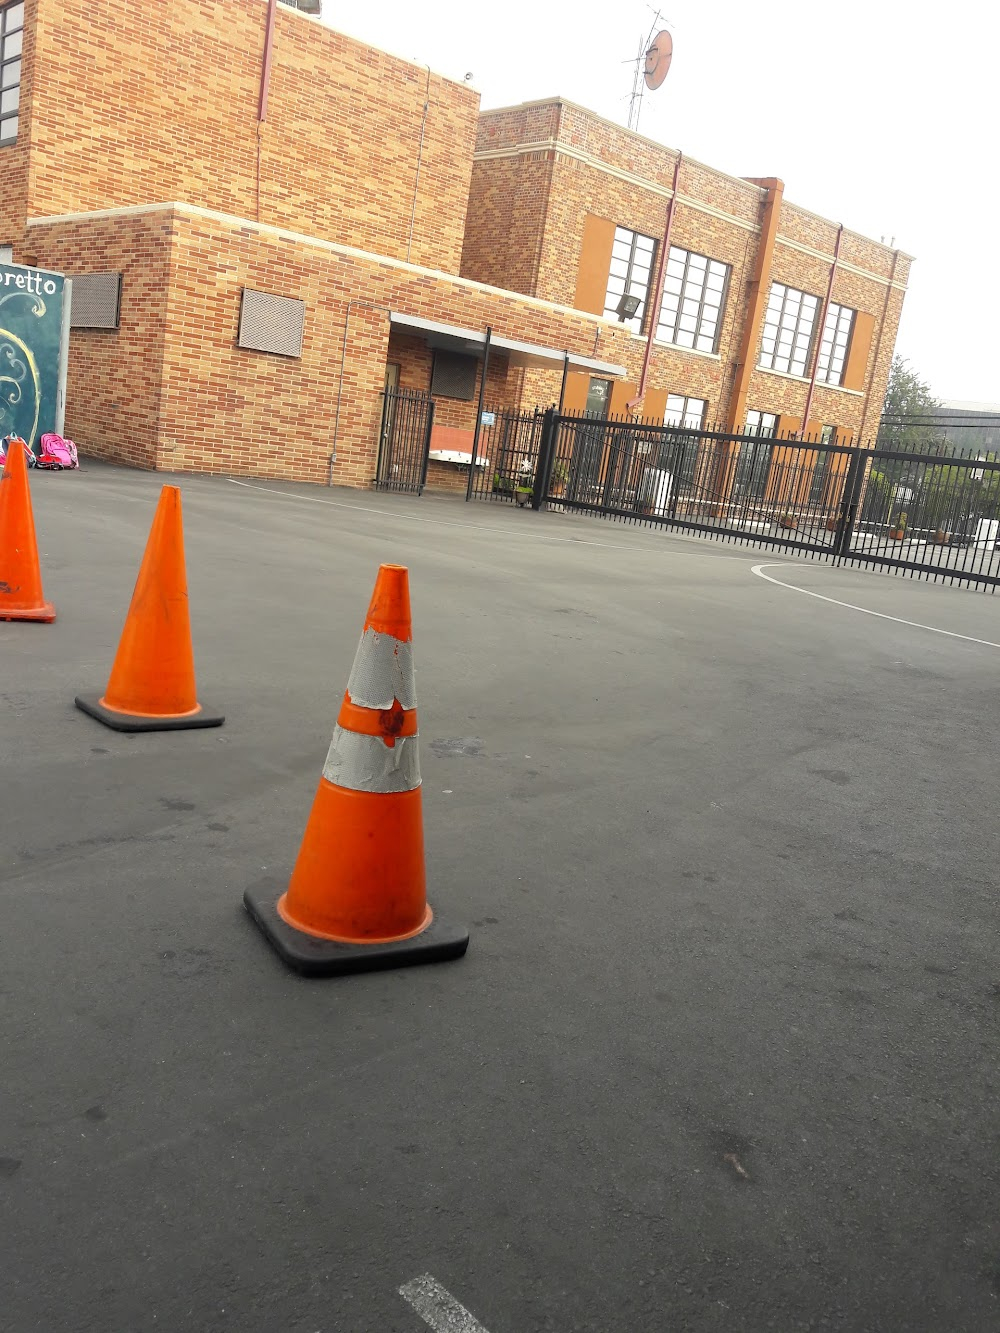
[389,311,626,378]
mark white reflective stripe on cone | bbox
[346,629,417,710]
[322,726,421,793]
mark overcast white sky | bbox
[324,0,998,405]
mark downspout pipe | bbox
[799,223,843,438]
[628,152,682,412]
[406,66,432,264]
[258,0,278,121]
[861,248,901,445]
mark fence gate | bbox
[375,386,434,494]
[467,407,545,503]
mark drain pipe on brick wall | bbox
[628,151,681,413]
[405,67,432,264]
[330,299,393,485]
[799,223,843,438]
[256,0,278,221]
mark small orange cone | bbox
[0,434,55,622]
[244,563,468,976]
[75,485,224,732]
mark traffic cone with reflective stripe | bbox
[75,485,224,732]
[0,432,55,622]
[244,563,469,976]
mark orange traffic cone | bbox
[75,485,224,732]
[244,563,468,976]
[0,434,55,622]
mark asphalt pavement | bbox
[2,462,998,1332]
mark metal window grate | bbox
[70,272,122,329]
[431,350,477,400]
[238,289,305,358]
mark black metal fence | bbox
[515,409,1000,591]
[374,386,434,494]
[466,407,545,503]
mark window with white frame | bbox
[0,2,22,146]
[745,410,778,436]
[815,302,854,386]
[656,246,729,353]
[603,226,657,334]
[664,394,706,429]
[759,282,819,377]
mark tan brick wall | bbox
[467,100,908,434]
[23,212,174,467]
[25,203,625,486]
[27,0,477,272]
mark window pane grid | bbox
[664,393,706,430]
[759,282,819,376]
[815,301,855,385]
[603,225,657,334]
[0,0,23,144]
[745,410,778,436]
[656,245,729,353]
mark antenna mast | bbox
[626,10,666,132]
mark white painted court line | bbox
[226,476,746,561]
[751,562,1000,650]
[399,1274,492,1332]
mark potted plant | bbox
[550,458,570,498]
[777,510,797,530]
[492,470,515,498]
[514,483,532,508]
[934,528,951,544]
[890,510,907,541]
[826,512,842,532]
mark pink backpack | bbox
[38,433,79,469]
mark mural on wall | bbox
[0,264,66,447]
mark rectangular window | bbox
[656,246,729,353]
[664,394,705,430]
[0,1,22,145]
[603,225,657,334]
[815,302,855,386]
[759,282,819,377]
[745,410,778,436]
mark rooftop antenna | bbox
[626,10,673,132]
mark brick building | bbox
[463,99,910,449]
[0,0,910,489]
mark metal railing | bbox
[523,409,1000,591]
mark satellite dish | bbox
[643,30,673,89]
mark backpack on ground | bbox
[37,433,79,469]
[0,434,35,468]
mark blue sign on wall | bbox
[0,264,67,448]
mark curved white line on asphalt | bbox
[751,563,1000,649]
[226,476,746,561]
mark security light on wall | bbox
[616,293,642,322]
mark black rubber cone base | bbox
[243,879,470,977]
[75,693,225,733]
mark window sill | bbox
[755,365,864,396]
[635,333,721,362]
